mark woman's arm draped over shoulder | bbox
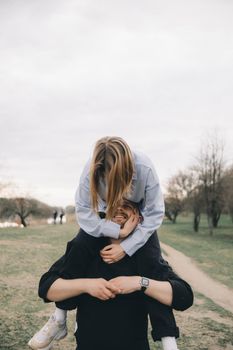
[120,158,165,256]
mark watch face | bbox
[141,277,149,287]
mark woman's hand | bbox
[119,214,140,238]
[109,276,141,294]
[100,244,126,264]
[84,278,121,301]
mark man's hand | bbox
[100,244,126,264]
[84,278,121,300]
[119,214,140,238]
[109,276,141,295]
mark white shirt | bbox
[75,151,165,256]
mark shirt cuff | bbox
[102,220,121,239]
[120,237,139,256]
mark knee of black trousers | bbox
[136,232,170,278]
[73,229,108,255]
[58,230,109,280]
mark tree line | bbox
[165,135,233,235]
[1,134,232,233]
[0,197,57,227]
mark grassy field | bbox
[158,214,233,289]
[0,220,233,350]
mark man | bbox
[31,200,193,350]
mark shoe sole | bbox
[28,328,67,349]
[28,340,53,350]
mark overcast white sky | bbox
[0,0,233,207]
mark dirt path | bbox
[161,242,233,314]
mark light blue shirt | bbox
[75,151,165,256]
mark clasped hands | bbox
[85,276,141,301]
[100,213,139,264]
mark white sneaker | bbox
[28,314,67,349]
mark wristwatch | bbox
[140,277,149,292]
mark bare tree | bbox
[223,166,233,223]
[165,172,186,223]
[180,170,203,232]
[8,198,39,226]
[165,170,203,231]
[0,197,53,227]
[194,134,226,235]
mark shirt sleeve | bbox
[120,166,165,256]
[75,164,121,239]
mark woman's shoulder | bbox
[132,150,155,170]
[79,158,91,183]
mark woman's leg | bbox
[39,229,108,309]
[30,230,108,349]
[135,231,193,343]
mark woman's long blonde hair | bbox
[90,136,134,220]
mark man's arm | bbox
[144,279,173,306]
[109,276,172,306]
[47,277,121,302]
[109,273,193,311]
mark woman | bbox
[75,135,165,259]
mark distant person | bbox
[59,210,65,224]
[53,210,58,225]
